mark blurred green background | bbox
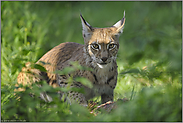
[1,1,182,122]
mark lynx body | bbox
[17,12,126,106]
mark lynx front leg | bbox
[101,92,114,104]
[67,91,88,107]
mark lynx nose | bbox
[101,57,108,62]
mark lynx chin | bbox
[16,11,126,106]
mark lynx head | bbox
[80,11,125,68]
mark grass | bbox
[1,1,182,122]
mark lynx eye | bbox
[91,44,99,50]
[108,44,116,50]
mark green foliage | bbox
[94,85,182,122]
[1,1,182,122]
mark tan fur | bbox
[16,12,125,105]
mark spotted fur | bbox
[16,12,126,106]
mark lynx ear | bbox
[80,14,93,38]
[113,11,126,35]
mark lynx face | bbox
[80,12,125,68]
[87,28,120,68]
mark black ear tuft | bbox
[113,11,126,35]
[80,14,93,31]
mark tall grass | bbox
[1,1,182,122]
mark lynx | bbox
[17,11,126,106]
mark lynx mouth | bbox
[97,63,108,68]
[99,63,107,65]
